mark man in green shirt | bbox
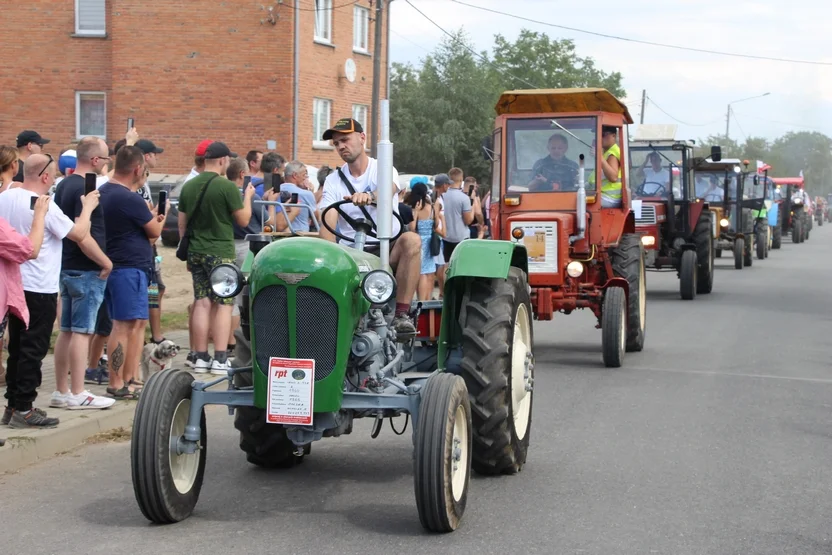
[177,142,254,374]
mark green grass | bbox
[48,310,190,354]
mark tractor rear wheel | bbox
[132,369,207,524]
[679,250,697,301]
[231,328,306,469]
[414,372,472,533]
[744,236,753,267]
[611,233,646,352]
[734,238,744,269]
[458,268,534,476]
[694,212,714,294]
[772,225,782,249]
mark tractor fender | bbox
[602,276,629,297]
[623,211,636,234]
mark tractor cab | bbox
[485,88,647,368]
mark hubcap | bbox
[168,399,201,495]
[450,404,469,502]
[510,304,533,441]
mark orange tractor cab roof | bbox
[772,177,804,187]
[496,88,635,122]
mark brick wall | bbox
[0,0,387,174]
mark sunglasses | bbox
[37,153,54,177]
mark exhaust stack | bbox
[571,153,587,244]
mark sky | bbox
[387,0,832,145]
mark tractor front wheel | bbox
[756,231,766,259]
[231,328,307,468]
[458,268,534,476]
[793,219,802,243]
[414,372,472,533]
[772,225,782,249]
[601,286,627,368]
[744,236,753,267]
[679,250,697,301]
[734,238,744,270]
[611,234,646,352]
[132,369,207,524]
[694,212,714,294]
[715,249,722,258]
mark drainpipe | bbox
[292,0,300,160]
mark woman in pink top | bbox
[0,196,50,388]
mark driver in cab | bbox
[527,133,579,192]
[318,117,421,337]
[637,152,670,196]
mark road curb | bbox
[0,403,136,474]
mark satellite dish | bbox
[344,58,356,83]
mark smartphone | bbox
[30,196,37,210]
[468,184,475,196]
[262,173,273,191]
[243,175,251,189]
[84,172,97,195]
[291,192,299,204]
[279,190,291,203]
[127,117,134,131]
[158,190,167,216]
[273,173,284,192]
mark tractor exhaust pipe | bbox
[571,153,587,244]
[377,99,393,269]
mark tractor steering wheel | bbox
[636,181,667,197]
[321,199,405,244]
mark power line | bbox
[283,0,359,11]
[449,0,832,67]
[402,0,542,90]
[731,112,826,132]
[646,95,721,127]
[731,110,748,142]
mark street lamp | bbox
[726,92,770,139]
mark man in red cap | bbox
[184,140,213,184]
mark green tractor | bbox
[130,103,535,533]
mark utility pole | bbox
[370,0,385,157]
[640,89,646,124]
[725,104,731,139]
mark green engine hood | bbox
[246,236,384,413]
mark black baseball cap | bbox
[322,118,364,140]
[204,141,238,159]
[16,130,50,148]
[135,138,164,154]
[434,173,452,186]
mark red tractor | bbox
[486,88,646,368]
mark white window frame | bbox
[352,104,369,132]
[74,0,106,37]
[353,6,370,53]
[314,0,333,44]
[76,91,107,140]
[313,98,333,149]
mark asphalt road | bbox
[4,226,832,554]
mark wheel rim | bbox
[511,303,533,441]
[638,259,646,327]
[450,404,469,502]
[169,399,201,495]
[619,296,626,350]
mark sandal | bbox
[129,378,144,387]
[107,386,141,399]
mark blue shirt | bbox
[252,177,266,198]
[279,183,317,232]
[99,182,154,270]
[234,191,266,239]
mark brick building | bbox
[0,0,389,173]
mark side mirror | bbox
[710,145,722,162]
[753,175,759,186]
[481,136,493,161]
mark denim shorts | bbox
[105,268,149,322]
[59,270,108,334]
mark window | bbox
[314,0,332,43]
[353,6,370,53]
[352,104,368,132]
[75,0,106,37]
[76,92,106,139]
[313,98,332,147]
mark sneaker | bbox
[1,406,12,426]
[9,408,59,429]
[193,356,212,374]
[392,313,417,337]
[184,351,196,368]
[66,390,116,410]
[84,367,109,385]
[50,391,70,408]
[210,360,230,375]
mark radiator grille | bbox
[252,285,289,374]
[296,287,339,381]
[636,204,657,225]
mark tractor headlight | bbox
[361,270,396,305]
[720,218,730,228]
[566,261,584,278]
[793,198,803,204]
[209,264,244,299]
[640,235,655,246]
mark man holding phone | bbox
[51,137,115,410]
[280,160,320,232]
[0,153,99,428]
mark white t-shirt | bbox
[642,168,670,194]
[184,167,200,184]
[320,158,401,246]
[0,187,75,293]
